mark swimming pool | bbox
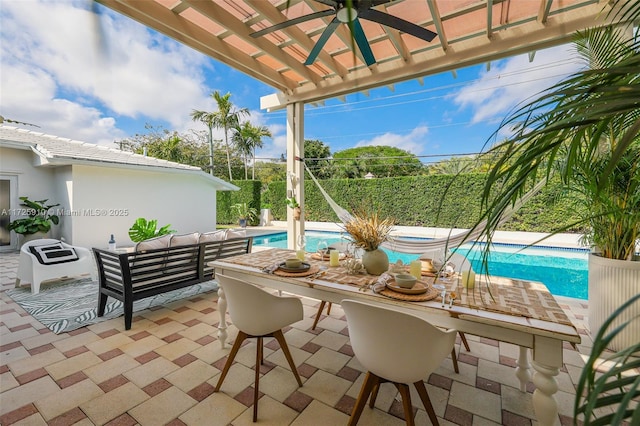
[252,231,589,300]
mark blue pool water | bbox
[252,231,589,300]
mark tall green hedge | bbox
[216,180,262,226]
[241,174,585,233]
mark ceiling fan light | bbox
[336,5,357,23]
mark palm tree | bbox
[249,124,271,180]
[232,121,272,180]
[232,121,253,180]
[189,109,216,176]
[191,91,248,181]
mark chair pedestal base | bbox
[349,372,439,426]
[214,329,302,422]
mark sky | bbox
[0,0,587,166]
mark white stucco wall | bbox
[69,165,218,248]
[0,147,63,241]
[2,146,222,249]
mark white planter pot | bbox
[588,253,640,351]
[260,208,272,226]
[19,232,50,248]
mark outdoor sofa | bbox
[93,230,253,329]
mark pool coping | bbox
[243,221,586,250]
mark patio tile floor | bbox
[0,250,616,425]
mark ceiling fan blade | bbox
[352,18,376,66]
[313,0,339,7]
[305,17,340,65]
[356,0,394,10]
[251,9,335,38]
[359,9,437,42]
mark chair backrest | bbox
[217,273,302,336]
[329,241,363,258]
[448,252,473,274]
[342,299,456,384]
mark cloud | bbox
[0,0,213,145]
[254,121,287,161]
[451,45,583,125]
[353,125,430,154]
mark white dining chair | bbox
[448,251,473,274]
[342,299,457,425]
[214,273,303,422]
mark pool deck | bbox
[245,221,585,249]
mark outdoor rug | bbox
[6,277,219,334]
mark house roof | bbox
[97,0,616,110]
[0,125,239,191]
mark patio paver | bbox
[0,249,625,425]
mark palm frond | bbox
[573,293,640,425]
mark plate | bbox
[278,262,311,273]
[386,279,430,295]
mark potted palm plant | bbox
[231,202,258,228]
[7,197,60,246]
[461,1,639,422]
[474,20,639,350]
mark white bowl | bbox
[394,273,417,288]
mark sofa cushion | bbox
[170,233,200,247]
[198,230,227,243]
[135,234,172,252]
[224,229,247,239]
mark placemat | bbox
[273,264,320,277]
[378,285,440,302]
[309,253,329,261]
[309,252,347,261]
[442,277,574,327]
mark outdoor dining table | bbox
[209,248,581,426]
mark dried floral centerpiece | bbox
[343,208,394,275]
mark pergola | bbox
[97,0,614,246]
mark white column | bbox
[286,102,305,249]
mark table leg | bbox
[515,346,531,392]
[217,286,228,349]
[531,361,560,426]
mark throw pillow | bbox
[29,243,79,265]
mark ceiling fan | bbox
[250,0,437,66]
